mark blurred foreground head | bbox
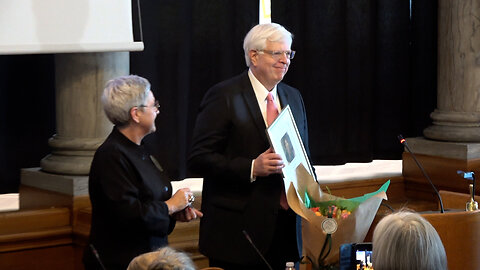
[372,210,447,270]
[127,246,196,270]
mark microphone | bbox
[457,170,475,193]
[398,135,445,213]
[457,170,477,202]
[90,244,107,270]
[242,230,273,270]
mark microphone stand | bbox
[90,244,107,270]
[242,230,273,270]
[398,135,445,213]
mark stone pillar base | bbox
[21,168,88,196]
[424,124,480,142]
[405,137,480,159]
[20,168,89,211]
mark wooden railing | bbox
[1,174,476,270]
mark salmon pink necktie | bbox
[266,92,289,209]
[266,92,279,126]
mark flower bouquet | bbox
[286,164,389,269]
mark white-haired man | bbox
[189,23,313,269]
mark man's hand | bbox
[253,148,284,177]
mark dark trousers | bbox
[209,208,300,270]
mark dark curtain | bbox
[131,0,259,179]
[0,55,55,193]
[0,0,437,191]
[272,0,437,164]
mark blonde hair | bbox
[243,23,293,67]
[102,75,151,126]
[372,211,447,270]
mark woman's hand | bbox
[173,206,204,222]
[165,188,193,215]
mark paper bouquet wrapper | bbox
[287,164,389,267]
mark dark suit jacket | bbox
[188,71,311,265]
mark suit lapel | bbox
[277,83,290,110]
[240,72,270,141]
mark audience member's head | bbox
[127,246,196,270]
[372,210,447,270]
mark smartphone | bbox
[339,242,373,270]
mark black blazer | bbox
[84,127,175,270]
[188,71,311,264]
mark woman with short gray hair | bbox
[83,75,203,270]
[372,211,447,270]
[102,75,152,127]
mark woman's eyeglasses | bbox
[138,100,160,112]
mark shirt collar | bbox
[248,69,278,104]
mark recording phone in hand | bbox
[339,242,373,270]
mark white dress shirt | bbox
[247,69,282,181]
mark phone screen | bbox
[355,243,373,270]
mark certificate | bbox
[266,105,314,193]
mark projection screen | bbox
[0,0,143,54]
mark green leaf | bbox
[305,180,390,213]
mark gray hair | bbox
[372,211,447,270]
[101,75,151,126]
[127,246,196,270]
[243,23,293,67]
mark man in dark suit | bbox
[188,23,313,270]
